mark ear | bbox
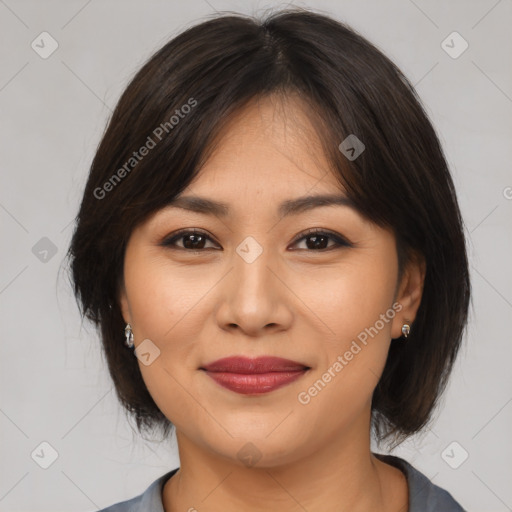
[118,281,132,325]
[391,251,426,339]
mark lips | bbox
[200,356,310,395]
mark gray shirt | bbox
[96,454,465,511]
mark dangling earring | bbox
[401,323,410,339]
[124,323,134,348]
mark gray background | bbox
[0,0,511,510]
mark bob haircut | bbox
[67,8,470,445]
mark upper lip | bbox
[200,356,310,374]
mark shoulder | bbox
[95,468,179,512]
[374,453,466,512]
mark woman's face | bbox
[119,95,423,467]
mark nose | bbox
[215,241,293,337]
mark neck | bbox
[162,411,408,512]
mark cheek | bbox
[122,251,209,429]
[293,256,397,347]
[124,251,203,343]
[292,252,398,414]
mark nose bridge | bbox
[233,235,275,304]
[221,234,285,333]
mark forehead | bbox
[185,94,344,198]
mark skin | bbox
[119,94,425,512]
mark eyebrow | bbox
[164,193,355,219]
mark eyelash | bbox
[160,228,353,252]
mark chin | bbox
[197,425,313,469]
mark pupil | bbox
[307,235,328,250]
[184,234,205,249]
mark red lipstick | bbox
[201,356,310,395]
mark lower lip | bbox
[203,370,308,394]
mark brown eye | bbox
[290,229,352,251]
[161,229,219,251]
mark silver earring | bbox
[124,323,134,348]
[401,323,410,339]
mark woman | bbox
[68,8,470,511]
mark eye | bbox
[288,228,353,251]
[160,228,352,252]
[160,229,219,251]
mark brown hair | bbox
[67,8,470,445]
